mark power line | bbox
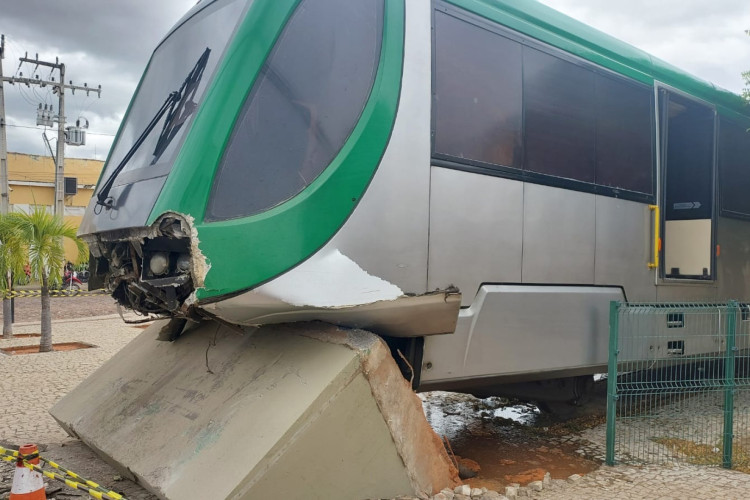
[5,122,115,137]
[1,38,103,217]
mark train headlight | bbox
[149,252,170,276]
[176,253,191,274]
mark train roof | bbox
[447,0,749,120]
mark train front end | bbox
[79,0,427,327]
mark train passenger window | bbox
[595,75,653,195]
[433,11,523,170]
[207,0,384,220]
[523,47,596,183]
[431,2,655,202]
[719,118,750,219]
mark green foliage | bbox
[4,207,88,351]
[745,31,750,103]
[0,213,27,293]
[6,207,87,285]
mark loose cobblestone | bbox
[529,463,750,499]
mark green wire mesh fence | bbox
[606,301,750,470]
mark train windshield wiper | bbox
[95,48,211,210]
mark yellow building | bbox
[7,152,104,262]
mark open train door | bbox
[658,87,717,281]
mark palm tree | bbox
[0,214,28,339]
[9,207,87,352]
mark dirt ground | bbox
[421,391,606,492]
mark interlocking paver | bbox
[0,315,144,444]
[4,316,750,499]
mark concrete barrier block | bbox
[51,321,459,499]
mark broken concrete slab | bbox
[51,321,459,499]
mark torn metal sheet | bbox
[82,212,205,318]
[203,289,461,337]
[258,249,404,307]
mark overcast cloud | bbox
[1,0,748,161]
[1,0,195,161]
[537,0,750,95]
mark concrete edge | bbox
[298,323,461,495]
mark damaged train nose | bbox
[86,213,202,317]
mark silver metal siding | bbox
[427,167,523,304]
[422,285,624,383]
[594,195,656,302]
[322,0,432,294]
[521,183,595,284]
[716,216,750,301]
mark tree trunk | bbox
[2,298,12,339]
[3,271,12,338]
[39,274,52,353]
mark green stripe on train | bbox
[150,0,406,300]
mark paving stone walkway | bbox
[529,463,750,499]
[3,316,750,499]
[0,316,145,444]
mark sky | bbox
[1,0,748,161]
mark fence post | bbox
[723,300,738,469]
[606,300,619,466]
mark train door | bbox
[658,88,716,280]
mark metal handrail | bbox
[648,204,660,269]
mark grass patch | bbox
[652,437,750,472]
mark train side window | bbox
[523,47,596,183]
[595,74,654,195]
[207,0,384,221]
[433,11,523,170]
[430,1,655,203]
[719,117,750,219]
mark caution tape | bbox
[0,445,126,500]
[3,289,109,299]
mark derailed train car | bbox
[80,0,750,404]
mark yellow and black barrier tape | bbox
[3,289,108,299]
[0,445,126,500]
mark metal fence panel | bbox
[606,301,750,470]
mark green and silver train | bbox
[80,0,750,403]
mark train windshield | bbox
[101,0,249,187]
[207,0,384,220]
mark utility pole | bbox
[17,53,100,218]
[0,35,11,331]
[0,35,9,215]
[0,39,101,219]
